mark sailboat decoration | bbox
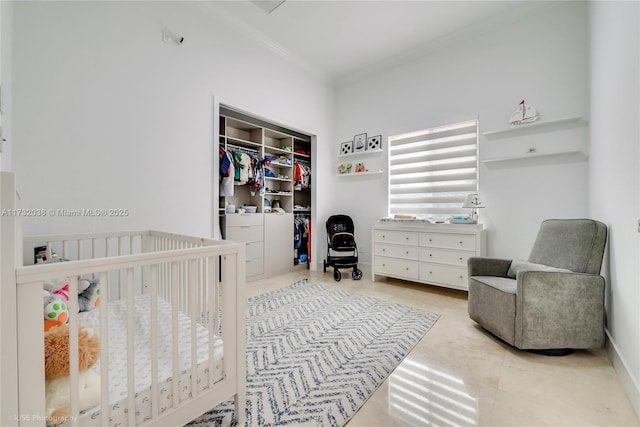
[509,100,539,125]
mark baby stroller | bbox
[323,214,363,282]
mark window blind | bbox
[388,119,478,219]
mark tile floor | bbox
[248,269,640,427]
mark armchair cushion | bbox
[506,259,572,279]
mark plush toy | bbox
[43,290,69,332]
[44,277,101,312]
[78,279,100,312]
[355,163,366,173]
[44,325,101,426]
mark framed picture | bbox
[367,135,382,151]
[340,141,353,155]
[353,133,367,152]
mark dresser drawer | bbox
[374,256,419,280]
[224,213,264,227]
[246,242,263,260]
[226,225,264,243]
[246,256,264,277]
[374,230,419,246]
[375,243,419,260]
[420,233,476,251]
[419,263,468,289]
[419,247,472,267]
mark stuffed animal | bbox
[78,279,100,312]
[43,290,69,332]
[44,277,101,312]
[44,325,101,426]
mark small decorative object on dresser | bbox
[353,133,367,152]
[372,219,486,291]
[367,135,382,151]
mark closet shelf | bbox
[225,136,262,149]
[339,148,383,159]
[482,150,588,164]
[337,170,383,177]
[269,161,292,168]
[483,116,586,137]
[265,146,293,155]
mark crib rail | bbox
[14,232,246,427]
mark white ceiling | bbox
[209,0,560,86]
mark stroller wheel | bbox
[323,260,327,273]
[333,269,342,282]
[352,269,363,281]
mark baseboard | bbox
[605,329,640,419]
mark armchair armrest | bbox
[467,257,512,277]
[515,271,605,349]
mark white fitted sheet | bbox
[74,294,224,426]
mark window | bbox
[388,119,478,220]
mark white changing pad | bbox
[76,294,224,426]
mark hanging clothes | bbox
[219,147,235,197]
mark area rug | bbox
[187,279,439,427]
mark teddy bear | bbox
[44,325,101,426]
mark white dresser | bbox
[222,213,264,279]
[372,220,486,291]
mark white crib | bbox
[0,172,246,427]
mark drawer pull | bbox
[459,275,463,279]
[459,257,463,261]
[429,253,432,257]
[382,248,386,252]
[429,271,433,274]
[240,225,252,228]
[406,251,409,255]
[405,237,409,240]
[405,267,409,271]
[429,238,433,242]
[459,241,463,245]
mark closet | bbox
[218,106,313,280]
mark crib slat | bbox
[207,256,216,388]
[150,264,160,420]
[16,281,46,427]
[126,268,136,427]
[171,261,180,409]
[99,271,110,427]
[68,276,80,427]
[190,259,198,398]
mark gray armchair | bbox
[468,219,607,353]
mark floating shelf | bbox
[482,150,588,164]
[483,116,586,137]
[339,148,383,158]
[337,170,383,177]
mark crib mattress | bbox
[75,294,224,426]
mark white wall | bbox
[333,2,590,265]
[589,1,640,416]
[12,0,334,262]
[0,1,12,172]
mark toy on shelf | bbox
[338,162,353,174]
[354,163,366,173]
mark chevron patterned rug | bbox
[187,279,439,427]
